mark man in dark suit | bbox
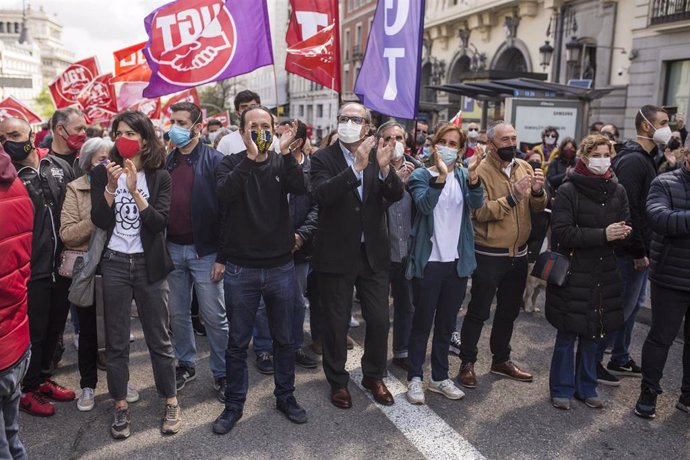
[310,103,404,408]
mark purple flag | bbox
[354,0,425,120]
[142,0,274,98]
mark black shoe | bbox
[175,365,197,391]
[449,331,461,357]
[294,349,318,369]
[256,352,274,375]
[634,386,657,419]
[391,357,411,372]
[192,315,207,336]
[676,394,690,414]
[596,363,621,386]
[213,377,226,403]
[607,358,642,377]
[276,396,307,424]
[212,408,242,435]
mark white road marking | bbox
[345,344,486,460]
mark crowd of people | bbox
[1,90,689,456]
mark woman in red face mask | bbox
[89,110,179,440]
[547,137,578,193]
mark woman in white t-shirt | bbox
[405,124,485,405]
[90,110,178,440]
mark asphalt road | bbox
[20,294,689,460]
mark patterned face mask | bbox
[251,129,273,153]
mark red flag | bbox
[286,0,340,92]
[129,98,162,120]
[49,57,100,109]
[161,88,200,119]
[206,111,230,128]
[0,96,42,124]
[450,110,463,127]
[112,42,152,83]
[77,73,118,124]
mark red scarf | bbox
[574,159,613,180]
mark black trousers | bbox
[76,305,98,389]
[24,276,71,390]
[306,269,323,342]
[319,246,390,389]
[641,282,690,395]
[460,253,528,364]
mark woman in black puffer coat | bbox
[546,135,631,411]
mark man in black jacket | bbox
[213,107,307,435]
[310,103,404,409]
[597,105,669,386]
[635,148,690,419]
[0,117,76,417]
[165,102,229,400]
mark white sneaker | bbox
[73,333,79,351]
[406,377,425,405]
[126,383,140,403]
[429,378,465,400]
[77,387,95,412]
[349,316,360,328]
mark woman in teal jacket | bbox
[405,123,484,405]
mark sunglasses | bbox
[338,115,367,125]
[545,134,557,139]
[468,128,478,132]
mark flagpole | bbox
[272,64,280,118]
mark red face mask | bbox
[115,136,140,159]
[60,125,86,152]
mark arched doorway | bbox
[447,54,471,108]
[419,62,436,104]
[493,47,529,72]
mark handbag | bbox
[58,249,87,278]
[531,250,571,286]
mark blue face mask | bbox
[437,145,458,166]
[251,129,273,153]
[421,146,431,158]
[168,124,193,147]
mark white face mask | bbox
[393,141,405,160]
[467,130,479,140]
[337,121,364,144]
[639,109,673,145]
[586,157,611,175]
[544,136,556,145]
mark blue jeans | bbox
[167,243,229,379]
[0,351,30,460]
[253,300,272,355]
[408,262,468,382]
[292,262,309,350]
[598,256,648,365]
[550,330,599,399]
[223,260,296,412]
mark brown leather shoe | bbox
[457,362,477,389]
[330,387,352,409]
[490,361,533,382]
[361,377,394,406]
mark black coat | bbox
[646,165,690,292]
[612,140,658,258]
[545,171,629,339]
[547,155,576,191]
[91,167,174,283]
[310,142,404,274]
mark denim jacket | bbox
[405,166,484,279]
[166,142,224,259]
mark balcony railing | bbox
[650,0,690,25]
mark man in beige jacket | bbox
[457,121,548,389]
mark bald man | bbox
[0,118,76,417]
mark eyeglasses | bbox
[601,132,615,140]
[468,128,478,132]
[338,115,367,125]
[383,135,404,142]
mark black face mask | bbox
[3,139,33,162]
[528,161,542,171]
[495,145,516,162]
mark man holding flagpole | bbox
[310,103,404,408]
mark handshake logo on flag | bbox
[150,0,237,85]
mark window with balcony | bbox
[650,0,690,25]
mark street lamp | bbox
[565,35,582,64]
[539,40,554,70]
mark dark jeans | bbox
[101,250,176,401]
[549,330,599,399]
[0,351,30,460]
[306,269,322,342]
[320,246,390,389]
[76,305,98,389]
[23,276,71,390]
[223,260,296,412]
[390,260,414,358]
[460,253,528,364]
[641,283,690,395]
[408,262,468,382]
